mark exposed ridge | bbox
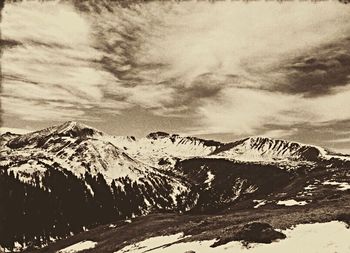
[7,121,103,149]
[210,136,325,161]
[146,131,223,147]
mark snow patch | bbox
[304,184,317,191]
[220,221,350,253]
[8,162,47,185]
[115,233,186,253]
[56,240,97,253]
[277,199,308,206]
[12,241,27,252]
[115,221,350,253]
[204,171,215,189]
[322,181,350,191]
[253,200,267,208]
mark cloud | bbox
[194,88,293,135]
[328,137,350,144]
[258,129,298,139]
[0,127,32,135]
[1,96,88,122]
[1,1,130,121]
[195,84,350,136]
[269,41,350,96]
[2,0,350,142]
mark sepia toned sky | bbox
[1,0,350,153]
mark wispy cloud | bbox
[0,127,32,135]
[1,0,350,143]
[1,1,130,121]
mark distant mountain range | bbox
[1,121,349,252]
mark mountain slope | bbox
[0,122,195,250]
[1,121,350,252]
[210,137,324,162]
[107,131,224,168]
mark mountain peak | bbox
[7,121,102,149]
[59,120,80,128]
[54,121,102,137]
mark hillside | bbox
[0,121,349,252]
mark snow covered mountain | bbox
[109,131,348,168]
[2,121,348,181]
[210,137,326,162]
[1,121,350,252]
[6,121,103,149]
[2,121,348,217]
[1,121,191,212]
[107,131,224,168]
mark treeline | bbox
[0,163,177,251]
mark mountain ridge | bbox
[3,121,348,161]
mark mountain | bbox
[108,131,224,168]
[1,121,349,252]
[210,136,325,162]
[6,121,103,149]
[0,122,196,251]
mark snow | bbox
[297,183,319,197]
[0,246,11,253]
[115,221,350,253]
[56,240,97,253]
[108,134,218,168]
[116,233,186,253]
[322,180,350,191]
[85,183,94,196]
[204,171,215,189]
[253,200,267,208]
[4,124,348,194]
[219,221,350,253]
[277,199,308,206]
[13,241,27,252]
[8,162,47,185]
[211,137,311,163]
[304,185,317,191]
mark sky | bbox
[1,0,350,154]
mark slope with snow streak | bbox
[3,122,157,181]
[210,137,326,163]
[106,133,349,167]
[57,241,97,253]
[108,132,223,168]
[115,221,350,253]
[3,132,153,183]
[1,122,191,209]
[7,121,103,149]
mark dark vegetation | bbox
[0,163,176,251]
[26,193,350,253]
[177,158,293,213]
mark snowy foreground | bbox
[115,221,350,253]
[56,241,97,253]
